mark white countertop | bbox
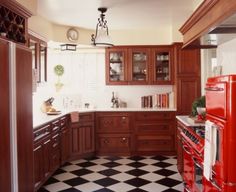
[34,107,176,129]
[176,115,205,127]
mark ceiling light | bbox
[91,7,113,47]
[60,44,77,51]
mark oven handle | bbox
[192,157,203,168]
[182,145,192,155]
[205,87,224,91]
[210,178,221,191]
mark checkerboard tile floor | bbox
[38,156,183,192]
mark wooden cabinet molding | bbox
[179,0,236,48]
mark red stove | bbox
[180,122,205,192]
[204,75,236,192]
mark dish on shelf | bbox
[46,111,61,115]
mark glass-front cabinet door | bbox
[129,48,150,84]
[153,47,173,84]
[106,48,128,85]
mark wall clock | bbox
[67,28,79,42]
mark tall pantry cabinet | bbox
[0,38,34,192]
[0,1,33,191]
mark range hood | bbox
[200,13,236,47]
[179,0,236,49]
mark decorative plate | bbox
[67,28,79,42]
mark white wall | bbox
[33,47,173,112]
[217,38,236,75]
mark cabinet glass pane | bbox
[40,45,46,82]
[132,52,147,81]
[109,52,125,81]
[156,52,170,81]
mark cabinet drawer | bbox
[51,133,60,150]
[79,112,95,122]
[51,119,60,132]
[135,123,174,134]
[136,135,174,152]
[34,124,51,142]
[97,115,130,133]
[97,134,131,153]
[60,116,69,128]
[135,112,174,121]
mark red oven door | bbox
[182,139,194,191]
[205,82,227,119]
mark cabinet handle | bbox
[121,137,127,143]
[34,145,42,151]
[44,139,51,145]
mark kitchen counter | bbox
[34,107,176,128]
[176,115,205,127]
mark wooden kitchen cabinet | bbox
[105,46,174,85]
[128,47,150,84]
[134,111,176,155]
[60,116,71,165]
[96,112,132,155]
[71,112,95,159]
[33,124,51,190]
[28,33,47,83]
[106,47,128,85]
[152,46,174,84]
[33,115,71,191]
[173,43,201,115]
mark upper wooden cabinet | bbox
[28,33,47,83]
[179,0,236,48]
[128,48,150,84]
[152,46,173,84]
[105,47,128,85]
[106,46,174,85]
[0,1,31,46]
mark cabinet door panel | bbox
[152,47,174,84]
[0,39,11,192]
[106,47,128,85]
[43,138,51,178]
[33,144,44,189]
[177,77,201,115]
[72,126,83,155]
[128,48,150,84]
[61,127,70,164]
[136,135,174,152]
[83,125,95,153]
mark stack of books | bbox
[141,93,171,108]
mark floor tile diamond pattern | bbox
[39,156,183,192]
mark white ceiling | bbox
[37,0,196,30]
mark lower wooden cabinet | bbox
[33,115,70,191]
[134,111,176,155]
[71,112,95,159]
[60,117,71,165]
[97,134,131,155]
[96,112,132,156]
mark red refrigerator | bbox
[204,75,236,191]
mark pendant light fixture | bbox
[91,7,113,47]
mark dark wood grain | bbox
[0,38,11,192]
[15,44,34,192]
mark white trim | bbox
[9,42,18,192]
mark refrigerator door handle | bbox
[210,178,221,191]
[205,87,224,91]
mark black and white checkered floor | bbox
[39,156,183,192]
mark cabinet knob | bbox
[104,139,109,144]
[122,116,126,120]
[121,137,127,143]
